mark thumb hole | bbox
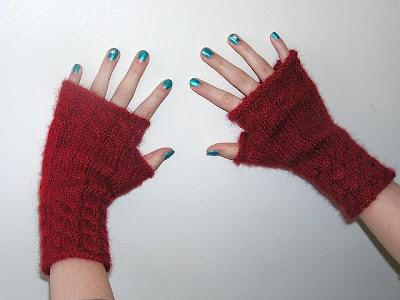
[206,143,239,160]
[143,147,175,171]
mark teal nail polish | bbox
[164,149,175,160]
[163,79,172,90]
[72,64,80,74]
[201,47,213,58]
[189,78,201,87]
[207,150,219,156]
[229,34,240,45]
[108,48,119,60]
[138,50,149,62]
[272,32,280,40]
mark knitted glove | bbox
[228,50,395,220]
[39,80,154,275]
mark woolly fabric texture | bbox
[228,50,395,220]
[39,80,154,275]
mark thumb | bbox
[143,147,175,171]
[206,143,239,160]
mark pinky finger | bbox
[68,64,82,84]
[143,147,175,171]
[206,143,239,160]
[270,32,290,62]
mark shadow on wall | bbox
[357,219,400,279]
[37,268,50,299]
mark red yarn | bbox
[228,50,395,220]
[39,80,154,275]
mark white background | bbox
[1,0,399,299]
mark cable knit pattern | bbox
[39,80,154,275]
[228,50,395,220]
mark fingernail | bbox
[189,78,201,87]
[229,33,240,45]
[272,32,280,40]
[108,48,119,60]
[164,149,175,160]
[72,64,80,74]
[163,79,173,90]
[201,47,214,58]
[207,150,219,156]
[138,50,149,62]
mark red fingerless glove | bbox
[39,80,154,275]
[228,50,395,220]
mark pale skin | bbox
[49,33,400,299]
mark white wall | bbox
[1,0,399,299]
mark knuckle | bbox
[250,81,259,92]
[135,102,153,119]
[220,92,234,108]
[220,92,240,111]
[259,65,273,78]
[115,86,133,102]
[234,72,254,88]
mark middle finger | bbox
[90,48,120,98]
[111,50,150,108]
[227,33,274,81]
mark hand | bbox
[189,33,399,263]
[69,48,175,170]
[189,32,290,159]
[40,48,175,276]
[190,32,394,221]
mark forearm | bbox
[40,80,156,298]
[50,258,114,300]
[359,181,400,263]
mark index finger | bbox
[133,79,172,119]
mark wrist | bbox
[291,125,395,219]
[40,195,110,275]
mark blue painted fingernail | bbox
[272,32,280,40]
[72,64,80,74]
[201,47,214,58]
[207,150,219,156]
[164,149,175,160]
[189,78,201,87]
[229,34,240,44]
[163,79,172,90]
[108,48,119,60]
[138,50,149,62]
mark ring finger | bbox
[200,47,259,96]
